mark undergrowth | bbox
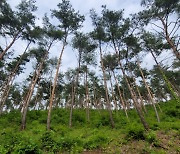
[0,99,179,153]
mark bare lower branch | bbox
[150,22,164,31]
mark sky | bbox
[5,0,174,81]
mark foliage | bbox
[0,100,179,153]
[126,123,145,140]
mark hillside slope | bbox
[0,100,179,153]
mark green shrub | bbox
[165,109,180,118]
[27,110,41,122]
[6,110,21,124]
[14,139,41,154]
[40,131,57,152]
[126,124,145,140]
[0,145,8,153]
[72,111,86,125]
[93,113,111,128]
[145,130,157,143]
[57,137,82,152]
[83,133,109,150]
[1,132,22,153]
[51,125,69,136]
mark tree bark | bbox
[69,78,75,128]
[112,70,129,118]
[85,67,90,122]
[112,41,149,130]
[150,51,180,103]
[47,42,66,131]
[21,52,49,130]
[99,42,115,128]
[108,71,118,111]
[69,52,81,127]
[137,59,160,122]
[21,43,52,130]
[0,42,31,113]
[0,32,19,60]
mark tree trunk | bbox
[99,42,115,128]
[112,70,129,118]
[47,42,66,131]
[108,71,118,111]
[21,43,52,130]
[85,67,90,122]
[137,59,160,122]
[151,51,180,103]
[0,32,19,60]
[0,42,31,113]
[21,52,48,130]
[69,52,81,127]
[133,77,147,113]
[112,42,149,130]
[69,79,75,128]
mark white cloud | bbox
[5,0,146,76]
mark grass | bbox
[0,99,179,153]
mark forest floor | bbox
[0,99,179,153]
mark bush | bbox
[72,111,86,125]
[126,124,145,140]
[57,137,82,152]
[27,110,42,122]
[145,130,157,143]
[0,132,22,153]
[93,113,111,128]
[83,133,109,150]
[40,131,57,152]
[165,109,180,118]
[0,145,8,153]
[14,139,41,154]
[6,110,21,124]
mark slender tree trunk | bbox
[47,42,66,131]
[85,67,90,122]
[21,43,53,130]
[120,60,149,129]
[151,51,180,103]
[125,58,146,113]
[0,32,19,60]
[21,53,48,130]
[112,42,149,130]
[122,87,129,110]
[21,72,37,113]
[132,77,147,113]
[108,71,118,111]
[33,81,41,110]
[136,59,160,122]
[99,42,115,128]
[112,70,129,118]
[69,79,75,128]
[0,41,31,112]
[69,52,81,127]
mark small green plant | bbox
[57,137,82,152]
[0,145,8,153]
[144,130,160,147]
[1,132,22,153]
[145,130,157,143]
[14,140,41,154]
[40,131,57,152]
[83,133,109,150]
[126,124,145,140]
